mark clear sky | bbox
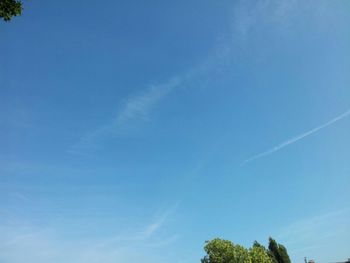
[1,1,350,263]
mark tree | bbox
[0,0,22,21]
[252,241,265,249]
[268,237,291,263]
[268,238,281,263]
[201,238,251,263]
[201,237,290,263]
[250,245,273,263]
[278,245,291,263]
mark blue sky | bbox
[1,1,350,263]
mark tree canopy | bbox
[268,237,292,263]
[250,244,274,263]
[201,238,252,263]
[201,237,291,263]
[0,0,22,21]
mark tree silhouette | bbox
[0,0,22,21]
[268,237,291,263]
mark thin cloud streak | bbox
[68,57,217,154]
[0,205,179,263]
[116,78,181,125]
[275,209,350,263]
[68,78,182,153]
[244,109,350,164]
[69,1,302,154]
[136,204,177,240]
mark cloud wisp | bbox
[68,77,182,154]
[69,0,309,155]
[116,78,181,126]
[243,109,350,164]
[0,205,179,263]
[68,49,225,154]
[275,209,350,263]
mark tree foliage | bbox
[268,237,291,263]
[278,245,291,263]
[250,242,274,263]
[0,0,22,21]
[201,238,251,263]
[201,238,274,263]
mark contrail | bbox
[243,109,350,164]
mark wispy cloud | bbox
[69,1,307,154]
[230,0,299,44]
[140,213,168,239]
[117,78,181,125]
[243,109,350,164]
[275,209,350,263]
[134,204,178,240]
[68,77,182,153]
[277,209,348,242]
[69,62,217,153]
[0,205,179,263]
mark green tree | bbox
[0,0,22,21]
[252,241,265,249]
[268,237,291,263]
[201,238,251,263]
[250,245,273,263]
[268,238,281,263]
[278,245,291,263]
[201,237,291,263]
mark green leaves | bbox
[0,0,22,22]
[250,245,274,263]
[201,238,273,263]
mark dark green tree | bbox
[268,238,281,263]
[278,245,291,263]
[268,237,291,263]
[0,0,22,21]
